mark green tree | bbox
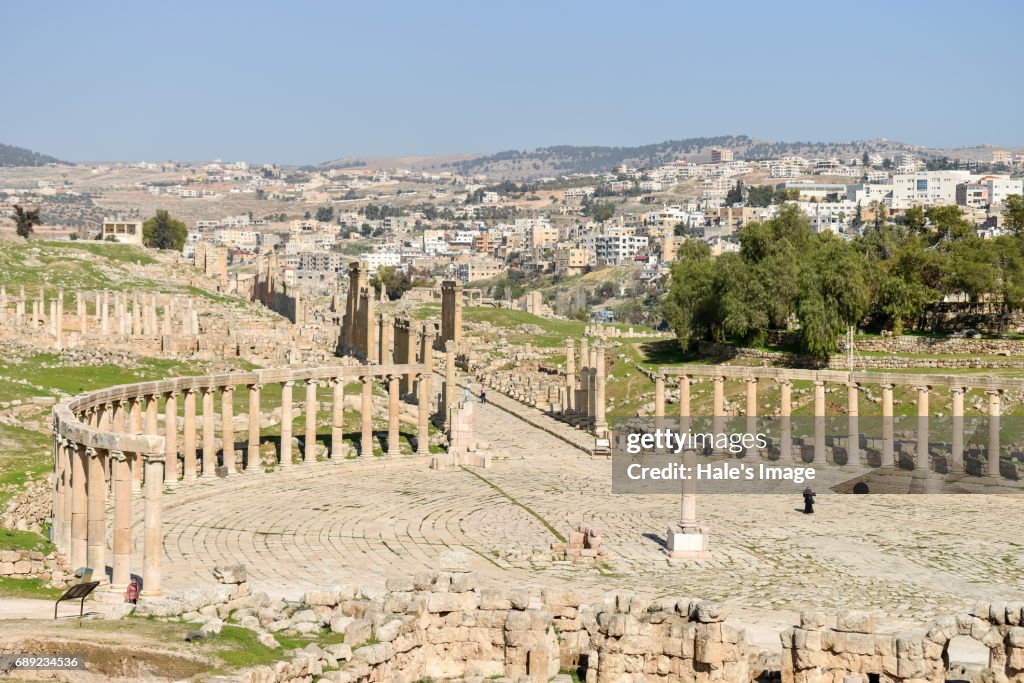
[796,235,870,358]
[142,209,187,250]
[1003,194,1024,236]
[662,239,714,349]
[903,206,927,234]
[315,206,335,223]
[13,205,41,238]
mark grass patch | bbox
[0,528,53,553]
[0,576,63,599]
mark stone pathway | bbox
[125,394,1024,641]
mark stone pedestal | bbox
[665,523,712,560]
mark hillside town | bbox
[3,143,1023,325]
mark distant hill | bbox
[421,136,934,180]
[0,142,67,167]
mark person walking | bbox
[125,577,140,604]
[464,377,472,403]
[802,487,816,514]
[480,386,487,404]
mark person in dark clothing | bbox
[803,488,815,514]
[480,387,487,404]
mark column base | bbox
[140,590,163,599]
[665,524,711,560]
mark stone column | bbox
[847,383,860,467]
[142,452,164,597]
[812,380,825,464]
[387,374,401,456]
[78,292,87,334]
[420,323,435,401]
[778,379,793,463]
[86,447,106,584]
[360,376,374,456]
[417,373,430,455]
[304,380,317,462]
[98,406,111,500]
[331,378,345,459]
[101,291,110,335]
[202,387,216,477]
[988,390,1002,478]
[164,391,178,485]
[881,383,895,468]
[378,315,393,365]
[594,345,607,436]
[247,384,262,473]
[915,386,929,472]
[654,374,666,435]
[52,438,66,554]
[110,449,131,592]
[712,376,725,438]
[564,339,576,414]
[57,289,64,345]
[280,381,294,467]
[183,389,197,481]
[70,442,88,568]
[129,398,142,487]
[678,375,691,430]
[951,387,965,473]
[61,440,73,554]
[745,377,757,458]
[222,386,235,473]
[444,341,457,430]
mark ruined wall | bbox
[782,604,1024,683]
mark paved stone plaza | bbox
[134,396,1024,650]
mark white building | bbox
[979,175,1024,208]
[891,171,973,209]
[360,250,402,274]
[579,230,649,265]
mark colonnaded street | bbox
[140,390,1024,648]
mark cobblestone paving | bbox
[131,396,1024,638]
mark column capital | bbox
[713,375,725,383]
[775,378,792,387]
[143,452,166,464]
[564,338,574,348]
[109,449,127,462]
[184,386,199,396]
[103,401,115,412]
[249,382,263,391]
[812,379,825,387]
[950,386,966,395]
[444,340,456,353]
[986,388,1003,396]
[282,380,295,388]
[387,373,402,383]
[165,389,180,400]
[68,440,80,452]
[118,398,131,409]
[679,375,692,386]
[914,385,931,393]
[360,375,374,385]
[305,378,318,387]
[879,382,894,390]
[745,376,758,384]
[222,384,235,394]
[85,446,100,459]
[846,382,859,390]
[201,385,217,395]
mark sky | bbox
[4,0,1023,164]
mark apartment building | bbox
[890,171,973,209]
[101,218,143,245]
[554,247,593,275]
[299,252,347,272]
[710,148,734,163]
[776,182,847,200]
[579,229,649,266]
[452,256,505,283]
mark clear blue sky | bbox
[5,0,1023,164]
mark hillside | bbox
[417,136,1020,180]
[0,142,66,167]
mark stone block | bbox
[694,601,727,623]
[480,588,512,610]
[385,577,415,593]
[344,618,372,645]
[426,591,477,613]
[303,588,340,607]
[212,563,247,584]
[800,611,826,630]
[836,611,875,633]
[439,549,469,572]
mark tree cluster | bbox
[663,199,1024,359]
[142,209,187,250]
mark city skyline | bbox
[4,0,1024,164]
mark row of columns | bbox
[52,438,164,597]
[562,339,607,436]
[0,287,202,348]
[654,374,1005,476]
[52,367,436,600]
